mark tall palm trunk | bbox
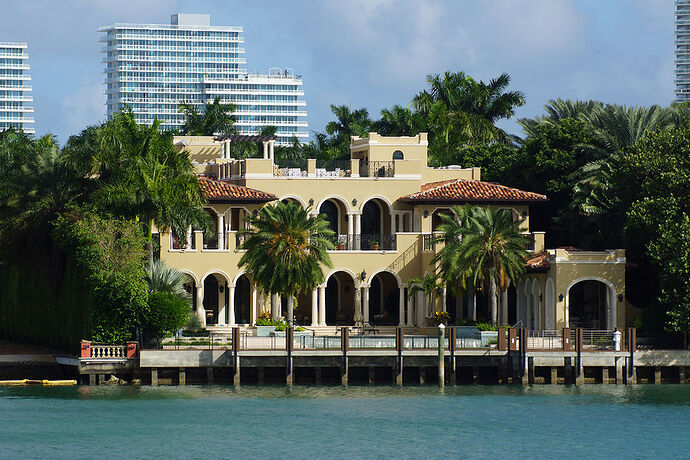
[286,295,294,326]
[489,274,498,326]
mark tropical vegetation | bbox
[237,201,334,325]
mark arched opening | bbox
[568,280,612,329]
[325,271,356,325]
[445,288,460,324]
[369,272,399,326]
[507,285,517,326]
[392,150,404,160]
[203,209,219,249]
[319,200,340,234]
[545,278,555,330]
[294,290,315,326]
[531,281,541,331]
[361,198,394,250]
[431,208,454,232]
[182,274,197,314]
[279,197,305,209]
[234,274,251,324]
[203,274,228,326]
[319,198,348,248]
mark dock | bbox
[76,327,690,386]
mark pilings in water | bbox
[79,326,690,386]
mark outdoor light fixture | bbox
[361,270,367,281]
[423,210,429,218]
[618,294,624,302]
[539,294,543,302]
[558,293,564,302]
[253,210,258,217]
[352,198,357,206]
[522,211,528,219]
[309,198,314,206]
[219,285,224,293]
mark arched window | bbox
[392,150,404,160]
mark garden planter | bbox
[256,325,277,337]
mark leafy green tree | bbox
[621,127,690,344]
[434,206,530,325]
[238,201,334,325]
[145,291,191,339]
[179,97,236,136]
[97,110,211,263]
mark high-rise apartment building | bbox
[676,1,690,102]
[100,13,307,144]
[0,42,34,134]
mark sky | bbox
[0,0,674,145]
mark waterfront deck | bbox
[76,327,690,386]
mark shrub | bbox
[475,322,498,331]
[256,310,279,326]
[145,291,191,338]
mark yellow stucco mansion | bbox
[160,133,628,333]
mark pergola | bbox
[214,134,278,161]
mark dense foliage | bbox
[145,291,191,338]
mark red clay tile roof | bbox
[401,179,548,203]
[198,176,276,202]
[526,252,549,272]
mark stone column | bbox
[347,213,354,249]
[251,285,258,325]
[398,287,405,326]
[362,285,370,325]
[318,286,327,326]
[442,286,447,313]
[354,213,362,250]
[218,284,226,326]
[311,289,319,327]
[228,285,236,326]
[196,285,206,327]
[262,141,268,159]
[186,226,193,248]
[390,213,396,236]
[269,140,275,162]
[217,213,224,249]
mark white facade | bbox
[0,42,34,134]
[676,1,690,102]
[100,14,308,144]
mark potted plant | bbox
[432,311,450,326]
[370,240,380,250]
[337,242,345,250]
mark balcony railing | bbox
[359,161,395,177]
[315,159,351,177]
[327,234,396,251]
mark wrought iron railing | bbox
[423,234,435,252]
[326,234,396,251]
[203,233,218,250]
[359,161,395,177]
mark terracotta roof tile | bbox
[198,176,276,202]
[525,252,550,272]
[401,179,548,203]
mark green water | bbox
[1,384,689,459]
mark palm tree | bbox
[147,260,190,299]
[518,99,603,137]
[373,105,428,136]
[407,273,444,319]
[179,97,236,136]
[413,72,525,146]
[434,206,530,326]
[238,201,334,325]
[0,131,89,258]
[97,109,211,264]
[325,105,372,159]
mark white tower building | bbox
[676,1,690,102]
[100,14,307,144]
[0,42,34,134]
